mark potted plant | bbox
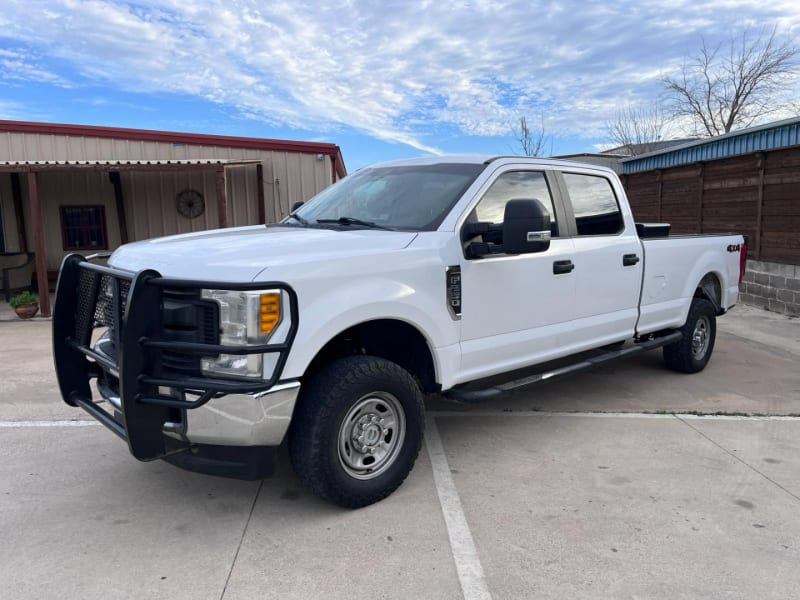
[9,290,39,319]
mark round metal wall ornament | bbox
[176,189,205,219]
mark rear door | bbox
[555,170,642,352]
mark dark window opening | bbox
[60,205,108,251]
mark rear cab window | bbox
[562,173,623,236]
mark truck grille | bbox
[161,288,220,375]
[73,268,219,375]
[74,270,130,346]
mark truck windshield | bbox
[285,163,485,231]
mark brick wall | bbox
[739,260,800,316]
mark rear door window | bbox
[562,173,623,236]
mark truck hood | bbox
[109,225,418,282]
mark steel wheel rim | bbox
[691,315,711,359]
[338,392,406,480]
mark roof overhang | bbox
[0,158,262,173]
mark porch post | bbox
[109,171,129,244]
[27,171,51,317]
[215,168,228,228]
[256,163,266,224]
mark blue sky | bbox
[1,1,799,171]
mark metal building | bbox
[0,120,346,316]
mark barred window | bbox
[60,206,108,251]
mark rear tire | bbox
[663,297,716,373]
[289,355,425,508]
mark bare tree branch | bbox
[511,115,549,157]
[663,26,798,136]
[605,103,672,155]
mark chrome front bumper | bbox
[99,380,301,447]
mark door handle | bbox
[553,260,574,275]
[623,253,640,266]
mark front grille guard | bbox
[52,253,299,460]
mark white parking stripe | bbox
[0,420,99,427]
[425,415,492,600]
[430,410,800,421]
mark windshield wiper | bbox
[286,212,309,225]
[316,217,396,231]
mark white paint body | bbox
[110,156,744,394]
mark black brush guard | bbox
[52,254,298,461]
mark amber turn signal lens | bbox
[259,293,280,335]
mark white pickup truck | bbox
[53,155,747,507]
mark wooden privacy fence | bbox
[621,147,800,265]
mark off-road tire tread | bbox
[663,298,716,374]
[289,355,424,508]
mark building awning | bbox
[9,158,265,317]
[0,158,261,173]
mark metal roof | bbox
[0,119,347,178]
[621,117,800,173]
[0,158,261,173]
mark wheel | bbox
[289,355,425,508]
[663,297,717,373]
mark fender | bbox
[280,276,459,384]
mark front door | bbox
[458,169,575,384]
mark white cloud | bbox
[1,0,799,151]
[0,99,49,121]
[0,47,72,87]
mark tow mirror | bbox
[502,198,551,254]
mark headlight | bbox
[200,289,283,379]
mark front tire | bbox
[289,355,425,508]
[663,297,717,373]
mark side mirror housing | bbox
[290,201,304,212]
[502,199,551,254]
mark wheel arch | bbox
[301,318,440,393]
[694,271,724,315]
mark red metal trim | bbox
[0,120,346,166]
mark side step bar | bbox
[444,331,682,403]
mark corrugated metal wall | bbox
[623,147,800,264]
[0,131,333,214]
[0,131,335,269]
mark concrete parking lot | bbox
[1,305,799,599]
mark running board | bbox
[444,331,682,403]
